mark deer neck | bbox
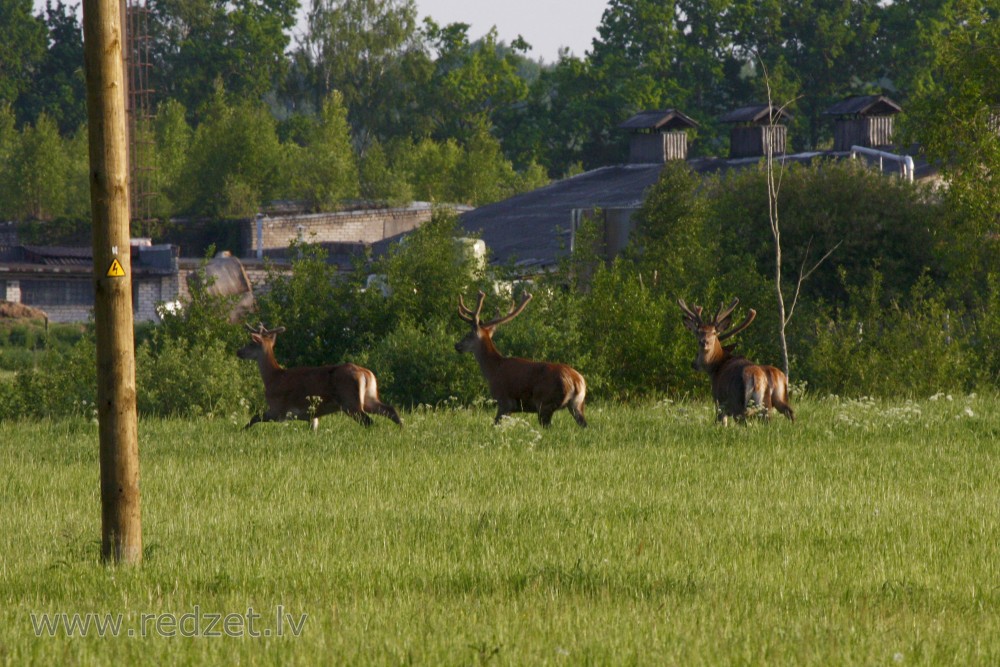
[257,347,283,383]
[473,334,505,370]
[700,342,731,373]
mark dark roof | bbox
[719,104,793,124]
[823,95,902,117]
[618,109,699,132]
[22,245,92,265]
[459,164,666,268]
[459,150,939,271]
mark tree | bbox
[296,0,427,146]
[147,0,297,113]
[178,89,285,217]
[7,113,70,220]
[150,98,192,218]
[291,90,359,210]
[421,21,532,144]
[900,0,1000,296]
[18,0,86,133]
[0,0,46,112]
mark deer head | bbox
[677,298,756,371]
[237,322,287,361]
[455,290,532,354]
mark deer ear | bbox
[681,317,700,333]
[251,333,263,344]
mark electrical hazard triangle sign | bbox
[106,258,126,277]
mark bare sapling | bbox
[237,323,402,429]
[456,291,587,428]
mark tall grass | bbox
[1,396,998,665]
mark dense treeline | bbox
[0,0,996,220]
[3,158,1000,419]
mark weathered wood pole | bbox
[82,0,142,564]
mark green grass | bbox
[2,395,999,665]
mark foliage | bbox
[147,0,296,114]
[898,1,1000,298]
[176,91,286,217]
[16,0,86,134]
[708,160,945,306]
[3,113,70,220]
[0,0,46,111]
[135,336,261,417]
[288,91,359,211]
[296,0,426,147]
[800,272,974,397]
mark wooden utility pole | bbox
[83,0,142,564]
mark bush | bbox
[135,337,261,418]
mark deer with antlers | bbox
[456,291,587,428]
[237,323,401,429]
[678,298,794,425]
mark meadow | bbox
[1,394,998,665]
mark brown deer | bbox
[678,298,794,425]
[456,291,587,428]
[237,323,401,429]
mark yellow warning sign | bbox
[106,258,126,278]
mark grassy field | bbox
[2,394,999,665]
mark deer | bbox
[677,298,794,425]
[456,290,587,428]
[237,323,402,429]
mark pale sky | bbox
[413,0,609,63]
[37,0,610,64]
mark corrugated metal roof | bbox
[719,104,793,124]
[823,95,902,117]
[459,164,666,268]
[618,109,699,131]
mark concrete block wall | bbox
[245,205,435,257]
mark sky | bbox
[412,0,609,63]
[34,0,610,65]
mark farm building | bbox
[0,241,180,323]
[0,202,470,323]
[459,97,938,270]
[824,95,903,152]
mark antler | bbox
[717,308,756,341]
[244,322,285,336]
[677,298,704,325]
[458,291,487,325]
[713,299,740,327]
[481,292,532,328]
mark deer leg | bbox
[348,410,374,427]
[493,400,515,425]
[569,400,588,428]
[538,406,556,428]
[773,397,795,422]
[367,399,403,426]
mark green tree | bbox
[7,113,70,220]
[178,90,285,217]
[0,0,46,112]
[297,0,429,146]
[290,91,359,210]
[150,99,193,218]
[18,0,86,133]
[421,21,531,144]
[359,138,412,204]
[900,0,1000,296]
[148,0,297,113]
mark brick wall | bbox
[244,204,436,257]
